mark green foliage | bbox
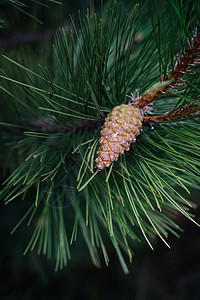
[0,0,200,273]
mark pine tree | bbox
[0,0,200,273]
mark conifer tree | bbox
[0,0,200,273]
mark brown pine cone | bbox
[95,104,143,170]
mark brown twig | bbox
[137,30,200,109]
[0,24,71,49]
[90,0,94,18]
[143,103,199,123]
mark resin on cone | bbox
[95,104,143,170]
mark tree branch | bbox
[143,103,199,123]
[137,30,200,109]
[0,24,71,49]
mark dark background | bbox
[0,1,200,299]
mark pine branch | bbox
[143,103,199,123]
[137,29,200,108]
[1,0,200,272]
[0,24,70,49]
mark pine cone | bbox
[95,104,143,170]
